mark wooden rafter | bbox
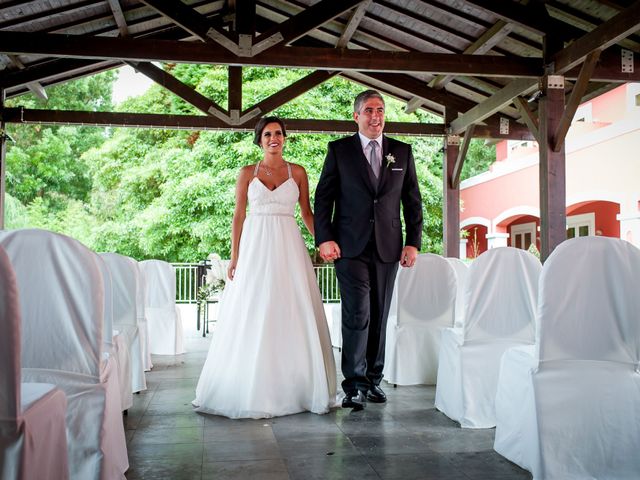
[140,0,238,53]
[107,0,129,37]
[553,50,601,152]
[0,31,543,77]
[451,124,476,189]
[552,1,640,74]
[513,96,540,143]
[252,0,366,55]
[243,70,339,117]
[449,78,538,134]
[6,55,47,100]
[430,21,514,90]
[127,61,229,120]
[337,0,371,48]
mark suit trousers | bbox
[335,239,399,394]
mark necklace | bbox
[261,161,286,176]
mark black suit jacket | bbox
[314,134,423,263]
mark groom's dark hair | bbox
[354,90,385,113]
[253,116,287,146]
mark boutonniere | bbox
[385,153,395,168]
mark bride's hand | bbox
[227,260,237,280]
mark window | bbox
[511,222,536,250]
[566,212,595,239]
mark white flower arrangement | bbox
[198,253,227,305]
[385,153,396,168]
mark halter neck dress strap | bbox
[286,162,292,179]
[253,162,261,177]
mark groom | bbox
[314,90,423,410]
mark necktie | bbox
[369,140,380,178]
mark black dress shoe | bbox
[367,385,387,403]
[342,391,366,411]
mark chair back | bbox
[139,260,175,309]
[464,247,540,343]
[390,253,456,327]
[100,253,138,328]
[0,229,104,377]
[537,236,640,364]
[0,246,20,421]
[446,257,469,328]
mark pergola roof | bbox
[1,0,639,139]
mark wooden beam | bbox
[234,0,256,55]
[538,75,567,262]
[363,72,476,114]
[0,89,5,229]
[472,122,535,141]
[449,78,538,134]
[0,31,543,77]
[443,108,460,258]
[513,96,540,143]
[430,20,514,90]
[252,0,365,55]
[127,61,228,120]
[0,107,445,136]
[552,1,640,74]
[553,50,601,152]
[565,47,640,82]
[228,66,242,116]
[7,55,48,100]
[337,0,371,48]
[243,70,339,116]
[451,124,475,189]
[0,58,105,89]
[107,0,129,37]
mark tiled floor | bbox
[124,327,532,480]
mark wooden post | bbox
[443,131,460,258]
[0,88,6,230]
[538,75,567,262]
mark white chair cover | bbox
[96,255,133,412]
[100,253,147,393]
[0,229,128,480]
[0,246,69,480]
[435,247,540,428]
[135,263,152,371]
[383,254,456,385]
[139,260,185,355]
[494,237,640,479]
[446,257,469,328]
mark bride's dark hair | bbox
[253,116,287,146]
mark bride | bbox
[193,116,337,419]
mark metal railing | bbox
[173,263,199,303]
[172,262,340,303]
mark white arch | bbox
[494,206,540,229]
[460,216,491,230]
[566,191,622,208]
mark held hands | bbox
[400,246,418,268]
[319,241,341,263]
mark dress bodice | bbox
[248,162,299,216]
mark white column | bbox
[459,239,468,260]
[486,233,509,249]
[617,196,640,248]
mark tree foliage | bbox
[5,65,495,261]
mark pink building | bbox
[459,83,640,259]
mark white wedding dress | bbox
[193,162,337,419]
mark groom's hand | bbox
[319,241,341,262]
[400,246,418,268]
